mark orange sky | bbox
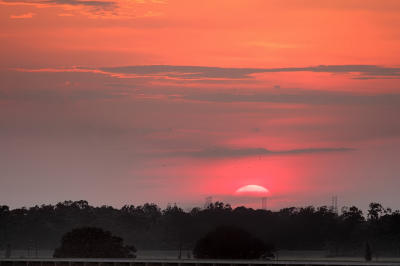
[2,0,400,67]
[1,0,400,210]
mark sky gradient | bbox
[1,0,400,210]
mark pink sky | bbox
[1,0,400,210]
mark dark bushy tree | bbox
[53,227,136,258]
[193,225,273,259]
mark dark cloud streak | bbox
[0,88,126,102]
[3,0,117,9]
[181,91,400,105]
[98,65,400,79]
[170,146,355,158]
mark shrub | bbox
[53,227,136,258]
[193,225,273,259]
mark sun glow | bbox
[236,185,269,195]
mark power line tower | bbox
[204,196,212,209]
[261,197,267,210]
[331,195,338,214]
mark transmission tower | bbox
[331,195,338,214]
[261,197,267,210]
[204,196,212,209]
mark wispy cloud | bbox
[9,12,35,18]
[1,0,167,17]
[3,0,116,10]
[98,65,400,80]
[58,13,74,16]
[0,88,127,102]
[15,65,400,80]
[181,91,400,106]
[9,66,400,107]
[170,146,355,158]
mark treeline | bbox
[1,201,400,256]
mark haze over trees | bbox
[1,200,400,256]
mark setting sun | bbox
[236,185,269,195]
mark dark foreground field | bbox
[2,250,400,262]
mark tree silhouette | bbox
[53,227,136,258]
[368,203,384,221]
[193,225,273,259]
[4,200,400,256]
